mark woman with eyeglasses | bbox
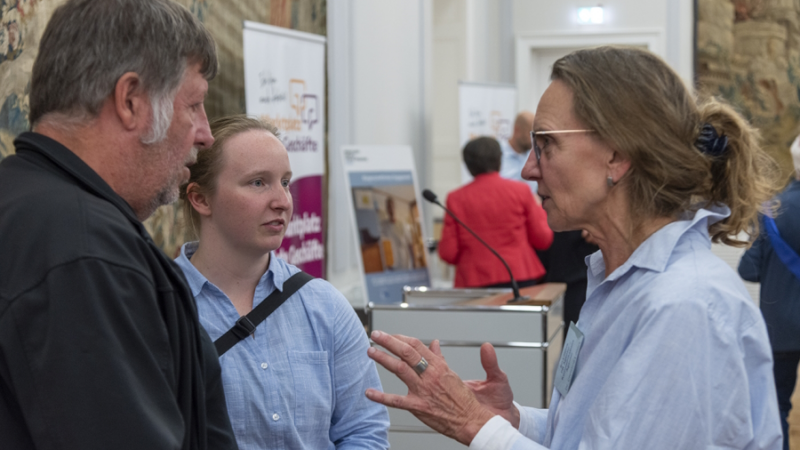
[365,46,783,449]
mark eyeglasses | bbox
[530,130,596,163]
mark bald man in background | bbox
[499,111,537,194]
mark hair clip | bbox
[695,123,728,158]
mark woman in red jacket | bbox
[439,136,553,288]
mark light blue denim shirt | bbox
[499,138,537,194]
[175,243,390,450]
[470,206,782,450]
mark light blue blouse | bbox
[470,206,782,450]
[175,243,390,450]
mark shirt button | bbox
[272,413,280,421]
[261,362,268,369]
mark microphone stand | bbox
[422,189,530,303]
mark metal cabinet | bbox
[367,284,565,449]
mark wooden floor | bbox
[789,364,800,449]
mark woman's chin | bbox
[546,217,580,234]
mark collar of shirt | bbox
[471,172,502,182]
[175,242,294,301]
[586,204,731,284]
[13,131,144,234]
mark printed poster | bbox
[244,21,326,277]
[341,146,430,305]
[458,81,517,183]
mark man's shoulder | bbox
[777,183,800,218]
[0,164,151,299]
[0,163,136,244]
[779,182,800,204]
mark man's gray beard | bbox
[140,178,180,220]
[141,146,198,220]
[155,179,181,208]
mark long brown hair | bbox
[551,46,780,246]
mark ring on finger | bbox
[413,356,429,375]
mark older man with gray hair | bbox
[0,1,238,449]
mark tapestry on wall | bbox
[697,0,800,182]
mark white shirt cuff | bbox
[469,415,522,450]
[515,401,531,437]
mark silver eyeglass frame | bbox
[530,129,596,163]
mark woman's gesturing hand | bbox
[365,331,496,445]
[463,343,520,428]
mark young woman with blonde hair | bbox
[175,115,389,450]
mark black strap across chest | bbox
[213,271,314,357]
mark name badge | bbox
[554,322,584,397]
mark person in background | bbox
[408,200,428,269]
[738,134,800,450]
[500,111,538,194]
[379,196,414,270]
[439,136,553,288]
[0,1,237,448]
[366,46,783,450]
[177,115,390,450]
[536,230,599,341]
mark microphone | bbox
[422,189,530,303]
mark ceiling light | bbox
[578,6,604,24]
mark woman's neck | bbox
[582,193,675,277]
[189,231,271,316]
[592,216,675,276]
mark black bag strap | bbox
[214,271,314,357]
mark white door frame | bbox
[515,28,665,111]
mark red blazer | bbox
[438,172,553,288]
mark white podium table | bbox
[367,283,566,449]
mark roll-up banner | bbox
[243,21,326,278]
[341,146,431,306]
[458,81,517,183]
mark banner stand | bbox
[341,145,431,306]
[243,21,326,278]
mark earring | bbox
[607,176,614,187]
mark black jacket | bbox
[0,132,237,450]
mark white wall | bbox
[513,0,694,112]
[430,0,514,218]
[430,0,466,215]
[327,0,432,305]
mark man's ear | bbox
[607,150,631,185]
[186,183,212,217]
[113,72,149,132]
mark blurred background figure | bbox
[500,111,538,194]
[536,230,598,341]
[439,136,553,288]
[738,134,800,450]
[379,196,414,270]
